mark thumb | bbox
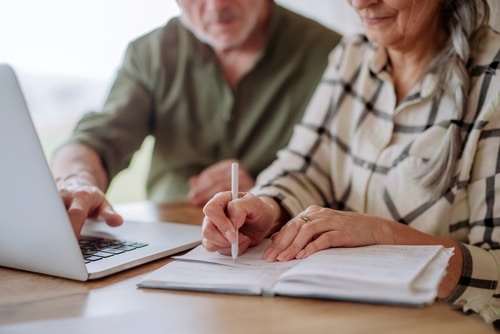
[99,204,123,227]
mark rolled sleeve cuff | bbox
[444,243,500,324]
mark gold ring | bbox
[300,215,311,222]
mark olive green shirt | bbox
[67,5,341,202]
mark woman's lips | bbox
[361,15,393,25]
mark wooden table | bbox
[0,201,496,333]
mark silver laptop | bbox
[0,64,202,281]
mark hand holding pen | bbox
[201,163,280,258]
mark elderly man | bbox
[51,0,341,238]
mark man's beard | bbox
[180,10,258,50]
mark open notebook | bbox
[0,64,201,281]
[138,239,453,306]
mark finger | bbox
[263,217,302,261]
[188,174,225,207]
[295,232,341,259]
[187,176,212,207]
[202,238,231,254]
[202,232,252,258]
[190,160,253,206]
[202,215,233,249]
[66,200,90,238]
[193,159,244,198]
[202,192,239,243]
[188,175,198,187]
[277,221,319,261]
[98,203,124,227]
[264,214,320,262]
[196,162,227,188]
[188,187,216,207]
[203,233,252,257]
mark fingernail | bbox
[264,249,278,261]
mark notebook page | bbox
[173,239,293,269]
[278,245,444,286]
[271,246,453,306]
[139,239,296,293]
[138,260,288,294]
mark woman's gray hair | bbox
[414,0,491,198]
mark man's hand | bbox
[51,143,122,238]
[187,159,254,206]
[56,177,123,239]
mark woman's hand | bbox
[202,192,281,256]
[263,205,386,261]
[263,205,464,299]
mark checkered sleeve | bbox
[446,89,500,323]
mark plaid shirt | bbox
[252,29,500,322]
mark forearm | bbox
[380,219,463,298]
[51,143,109,191]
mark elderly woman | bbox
[201,0,500,323]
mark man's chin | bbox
[200,35,246,51]
[180,16,249,51]
[211,40,242,51]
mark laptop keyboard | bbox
[79,236,148,264]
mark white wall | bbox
[0,0,179,80]
[489,0,500,30]
[277,0,362,35]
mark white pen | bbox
[231,162,239,263]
